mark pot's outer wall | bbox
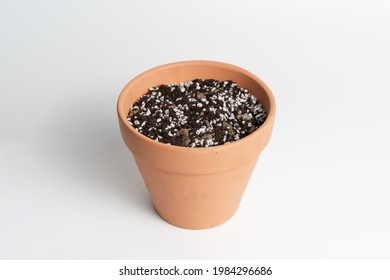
[117,61,276,229]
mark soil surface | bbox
[128,79,267,147]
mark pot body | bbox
[117,61,275,229]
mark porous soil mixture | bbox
[128,79,267,147]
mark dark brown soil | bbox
[128,79,267,147]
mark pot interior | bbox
[119,62,272,118]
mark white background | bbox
[1,0,389,259]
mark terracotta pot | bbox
[117,60,276,229]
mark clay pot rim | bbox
[117,60,276,153]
